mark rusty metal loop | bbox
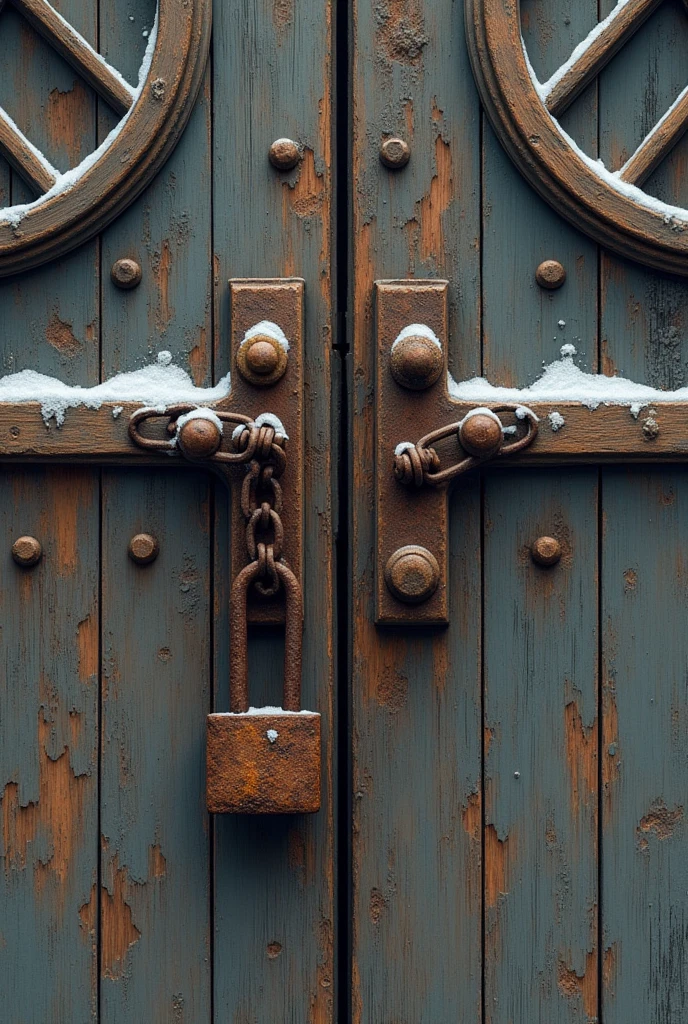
[129,406,258,462]
[246,506,284,562]
[254,542,280,597]
[234,424,287,477]
[394,404,539,487]
[229,559,303,713]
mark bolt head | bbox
[459,413,503,457]
[390,335,443,390]
[237,334,288,386]
[269,138,301,171]
[12,536,42,567]
[178,417,222,459]
[380,137,411,170]
[128,533,159,565]
[536,260,566,290]
[531,536,562,567]
[385,545,440,604]
[111,258,142,289]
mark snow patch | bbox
[241,321,290,352]
[175,407,224,434]
[221,706,318,717]
[0,354,231,426]
[0,7,158,226]
[391,323,442,352]
[266,729,279,743]
[548,410,566,432]
[394,440,416,456]
[448,347,688,410]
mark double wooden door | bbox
[2,0,688,1020]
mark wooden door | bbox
[0,1,335,1021]
[352,0,688,1021]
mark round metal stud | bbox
[237,334,288,386]
[535,260,566,290]
[128,533,159,565]
[269,138,301,171]
[379,137,411,170]
[111,258,142,290]
[177,417,222,459]
[390,334,443,390]
[384,545,440,604]
[12,536,42,567]
[459,412,503,458]
[531,536,562,567]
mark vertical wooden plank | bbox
[483,470,599,1024]
[212,1,336,1019]
[481,4,601,1020]
[598,3,688,1018]
[98,0,212,1018]
[351,0,482,1018]
[100,469,211,1019]
[601,468,688,1023]
[0,469,99,1022]
[0,2,100,1018]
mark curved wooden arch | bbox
[0,0,211,276]
[465,0,688,277]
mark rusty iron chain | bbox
[129,405,294,599]
[394,404,539,487]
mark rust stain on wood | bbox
[557,950,597,1018]
[636,799,684,849]
[99,855,142,980]
[46,311,82,357]
[153,240,174,330]
[77,615,97,683]
[419,129,452,263]
[2,723,87,888]
[484,825,509,907]
[149,844,167,878]
[375,666,408,711]
[266,940,283,959]
[462,792,481,842]
[623,568,638,591]
[368,887,386,924]
[284,149,326,218]
[602,683,620,823]
[564,701,597,819]
[46,81,91,167]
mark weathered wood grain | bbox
[484,470,599,1023]
[481,5,601,1018]
[352,0,482,1017]
[0,3,100,1017]
[98,1,212,1018]
[212,0,336,1018]
[0,468,99,1021]
[100,468,212,1020]
[599,3,688,1017]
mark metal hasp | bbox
[376,278,688,624]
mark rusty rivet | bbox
[268,138,301,171]
[111,258,142,290]
[128,533,159,565]
[237,334,288,386]
[390,334,443,390]
[12,536,42,567]
[459,412,503,458]
[531,536,562,567]
[535,260,566,290]
[385,545,440,604]
[380,137,411,170]
[177,417,222,459]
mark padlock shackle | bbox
[229,559,303,714]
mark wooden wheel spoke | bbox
[620,84,688,185]
[12,0,135,117]
[0,106,57,194]
[544,0,664,118]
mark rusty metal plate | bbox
[0,0,211,275]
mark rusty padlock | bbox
[206,558,321,814]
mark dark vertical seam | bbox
[208,16,216,1022]
[95,4,103,1018]
[596,3,603,1018]
[480,471,486,1024]
[334,0,352,1018]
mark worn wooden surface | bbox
[0,0,335,1020]
[352,0,482,1018]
